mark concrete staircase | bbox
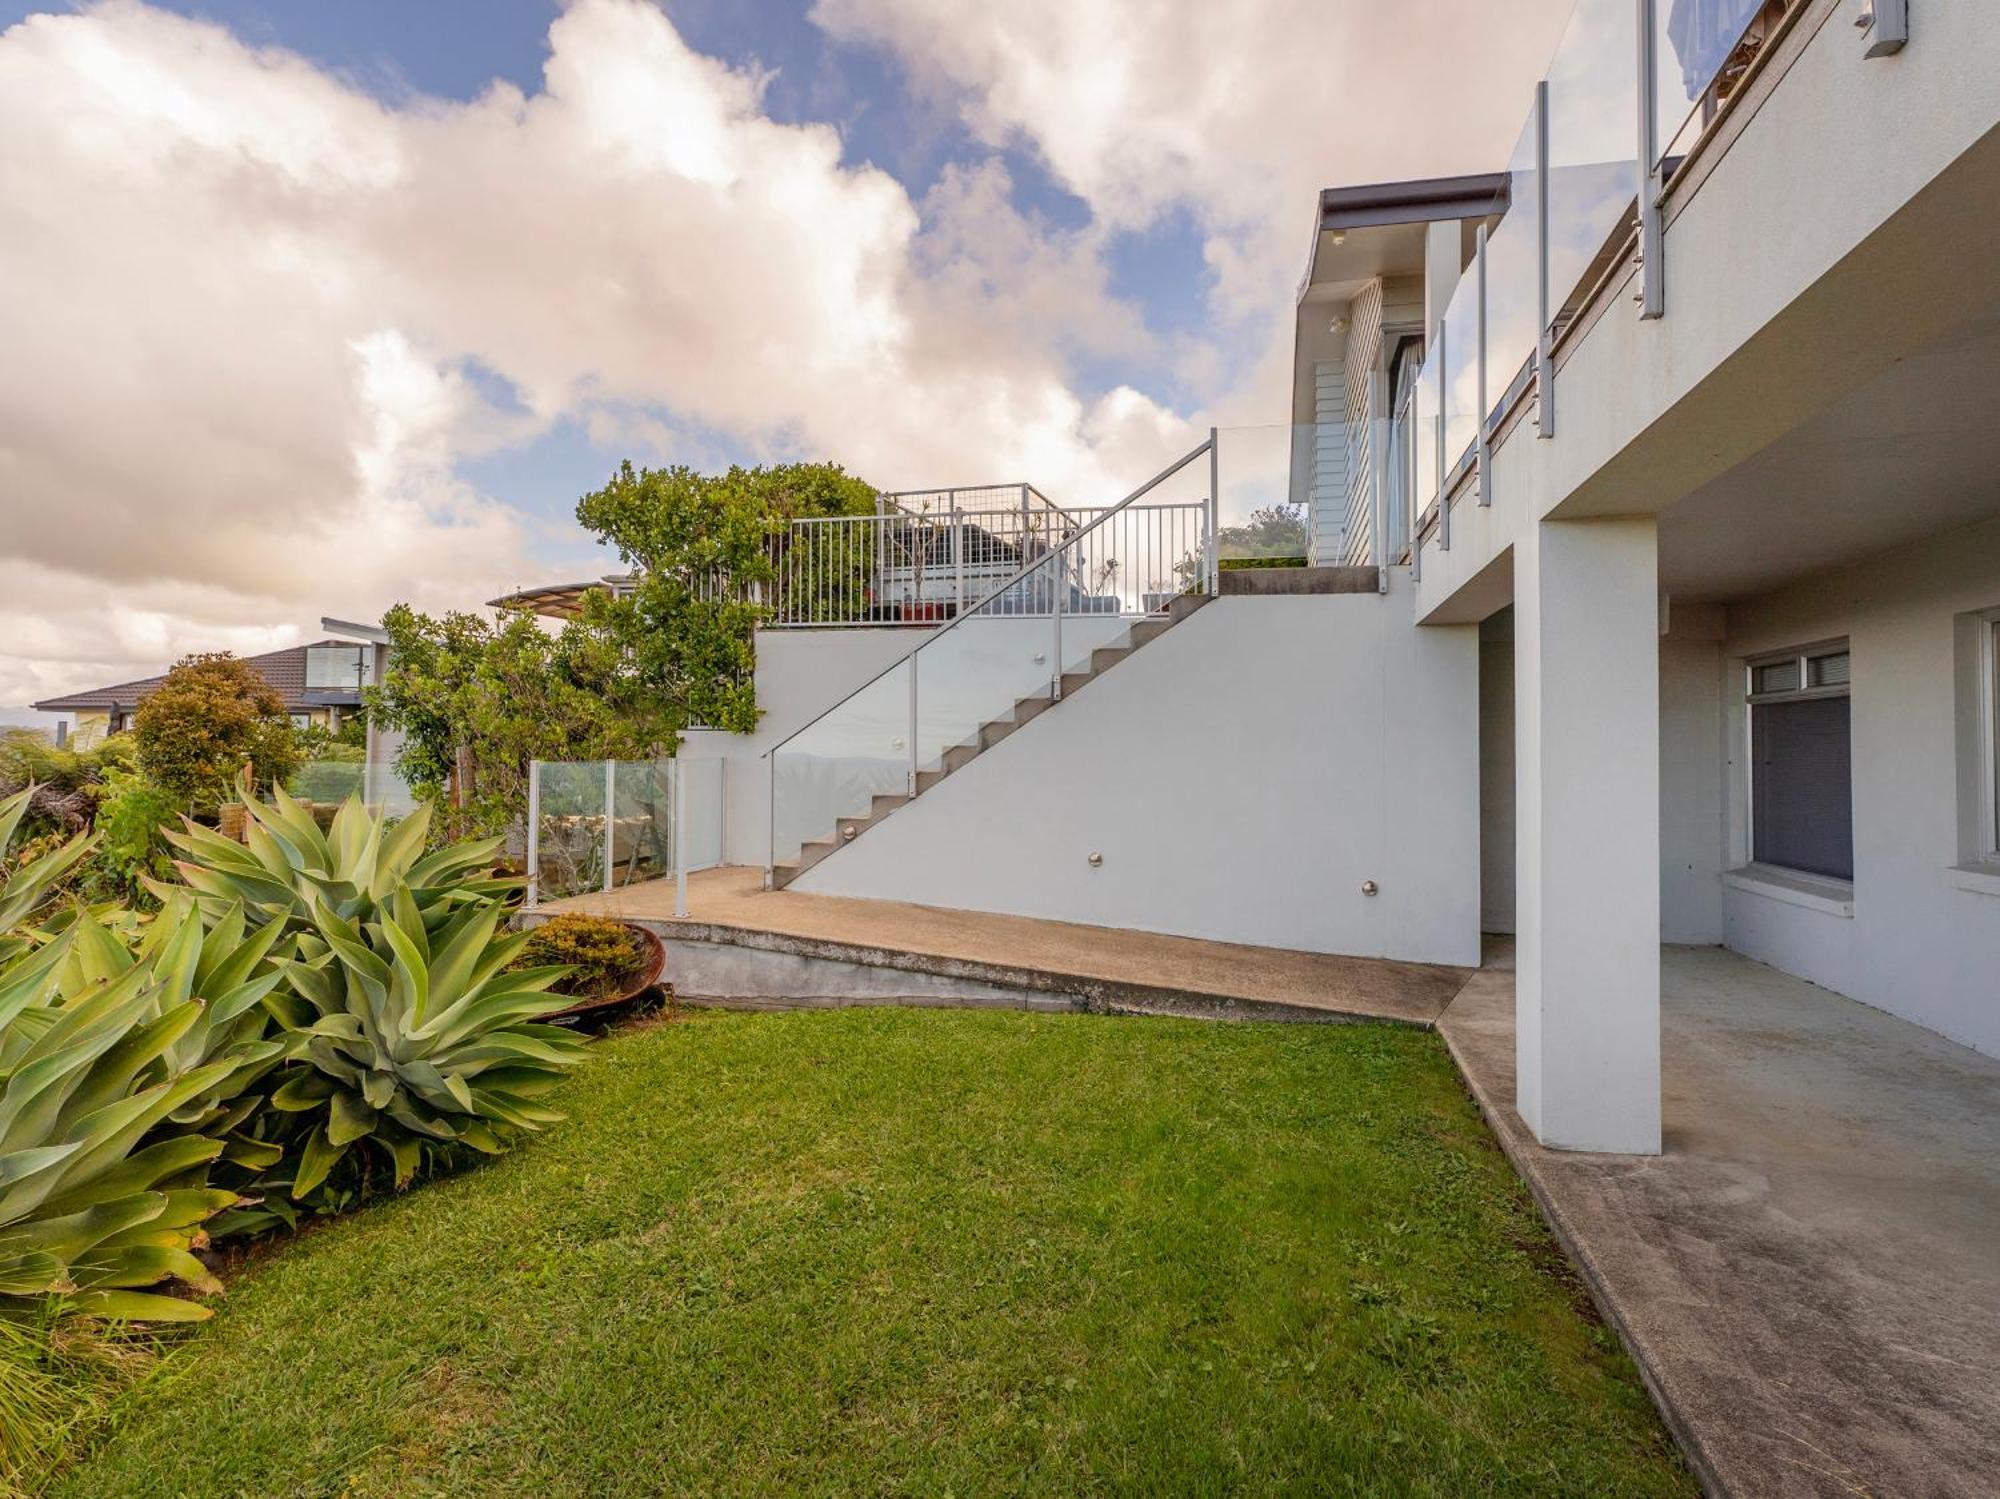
[771,593,1214,889]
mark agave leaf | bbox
[387,1134,423,1188]
[37,1137,224,1218]
[326,1091,377,1148]
[290,1127,347,1199]
[62,1287,215,1322]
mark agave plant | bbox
[162,772,514,932]
[0,932,240,1321]
[0,787,98,965]
[261,889,587,1201]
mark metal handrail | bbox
[763,437,1216,764]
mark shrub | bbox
[133,653,300,813]
[513,914,645,1002]
[88,765,181,907]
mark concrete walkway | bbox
[1440,944,2000,1499]
[540,866,1472,1025]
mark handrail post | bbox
[953,506,965,618]
[907,657,919,795]
[1636,0,1664,319]
[1476,222,1491,507]
[1435,321,1451,552]
[602,759,616,893]
[526,759,541,909]
[1050,551,1064,699]
[673,756,689,919]
[1206,428,1219,595]
[764,754,775,888]
[1535,79,1555,438]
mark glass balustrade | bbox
[770,658,914,871]
[1546,0,1639,336]
[1484,106,1542,428]
[1441,273,1481,482]
[1654,0,1768,169]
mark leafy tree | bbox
[575,460,879,733]
[367,604,674,839]
[133,653,299,811]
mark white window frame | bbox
[1978,609,2000,866]
[1743,638,1853,883]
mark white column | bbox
[1514,516,1661,1154]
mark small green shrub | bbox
[1218,554,1309,571]
[513,914,646,1002]
[88,766,180,906]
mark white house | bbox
[528,0,1999,1161]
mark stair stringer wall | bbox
[792,589,1482,966]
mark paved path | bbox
[1441,944,2000,1499]
[543,866,1473,1026]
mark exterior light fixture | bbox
[1857,0,1907,56]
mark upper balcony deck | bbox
[1296,0,2000,623]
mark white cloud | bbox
[0,0,1565,713]
[813,0,1573,372]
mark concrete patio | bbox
[1441,943,2000,1499]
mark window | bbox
[289,712,314,731]
[1747,642,1853,881]
[304,644,366,691]
[1985,613,2000,861]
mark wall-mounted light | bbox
[1329,315,1349,335]
[1857,0,1907,57]
[1329,230,1348,246]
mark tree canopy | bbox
[369,459,879,839]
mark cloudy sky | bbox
[0,0,1569,724]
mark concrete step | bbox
[1059,670,1094,698]
[1089,645,1130,674]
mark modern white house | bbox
[524,0,1998,1165]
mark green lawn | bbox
[55,1008,1691,1497]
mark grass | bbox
[51,1008,1692,1497]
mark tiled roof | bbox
[31,641,358,714]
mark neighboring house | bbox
[532,0,1997,1163]
[34,633,385,750]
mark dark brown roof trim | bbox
[1318,172,1509,232]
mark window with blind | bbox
[1748,643,1853,881]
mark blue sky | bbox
[0,0,1208,540]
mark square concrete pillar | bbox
[1514,517,1661,1154]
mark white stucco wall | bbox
[1475,602,1726,946]
[1719,518,2000,1058]
[1660,605,1728,945]
[795,585,1483,965]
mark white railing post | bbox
[765,754,775,888]
[1434,322,1451,552]
[1535,79,1555,438]
[1476,223,1491,507]
[526,759,541,909]
[1636,0,1664,320]
[673,756,689,919]
[1050,551,1064,699]
[907,658,919,795]
[602,759,616,893]
[953,506,965,618]
[1206,427,1219,595]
